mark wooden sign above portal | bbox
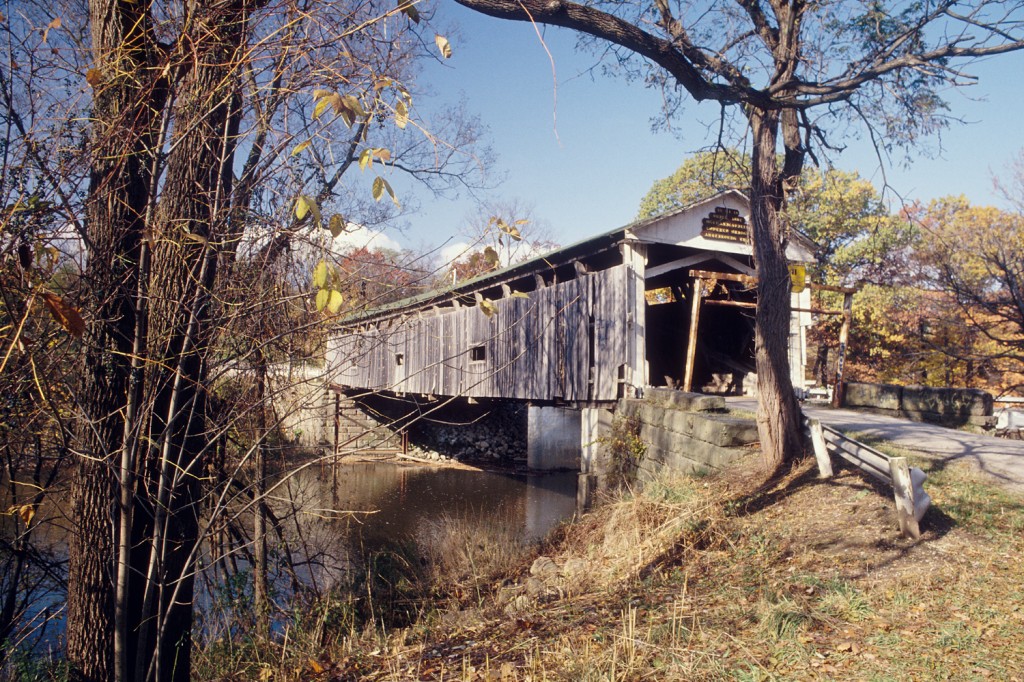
[701,207,750,243]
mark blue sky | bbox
[387,3,1024,253]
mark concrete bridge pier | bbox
[579,407,614,509]
[527,406,582,470]
[526,405,614,510]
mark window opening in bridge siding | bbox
[469,345,486,362]
[395,353,404,366]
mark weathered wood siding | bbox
[328,265,630,402]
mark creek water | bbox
[3,460,579,654]
[250,461,579,596]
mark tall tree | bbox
[917,196,1024,392]
[636,149,750,220]
[44,1,488,680]
[453,0,1024,472]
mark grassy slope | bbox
[209,455,1024,682]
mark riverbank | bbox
[199,446,1024,681]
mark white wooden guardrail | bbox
[805,417,931,539]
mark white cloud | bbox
[328,223,402,254]
[439,241,472,265]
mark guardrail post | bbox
[890,457,927,539]
[808,419,833,478]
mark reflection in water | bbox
[269,463,578,594]
[4,461,578,652]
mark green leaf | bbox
[295,195,311,220]
[435,35,452,59]
[315,288,330,312]
[291,139,311,157]
[329,214,346,238]
[327,290,344,314]
[312,260,329,289]
[395,100,409,129]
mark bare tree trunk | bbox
[127,4,248,680]
[68,2,162,679]
[814,344,830,387]
[748,108,803,475]
[254,356,271,639]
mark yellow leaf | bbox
[315,288,330,312]
[327,290,344,314]
[395,100,409,129]
[291,139,311,157]
[435,34,452,59]
[374,148,391,162]
[258,665,273,682]
[17,504,35,526]
[329,214,346,238]
[308,658,324,674]
[479,298,497,318]
[48,17,61,29]
[359,148,372,172]
[313,96,333,120]
[85,68,102,87]
[312,261,329,289]
[307,196,322,227]
[41,292,85,337]
[341,95,366,118]
[295,195,311,220]
[370,177,398,207]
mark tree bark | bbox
[129,5,249,680]
[68,2,162,679]
[748,108,803,475]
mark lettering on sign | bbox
[701,207,749,243]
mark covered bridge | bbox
[327,190,817,407]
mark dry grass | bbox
[201,456,1024,681]
[419,506,534,603]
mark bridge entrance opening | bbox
[644,266,757,395]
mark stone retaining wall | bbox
[843,382,994,428]
[623,388,759,481]
[576,387,758,501]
